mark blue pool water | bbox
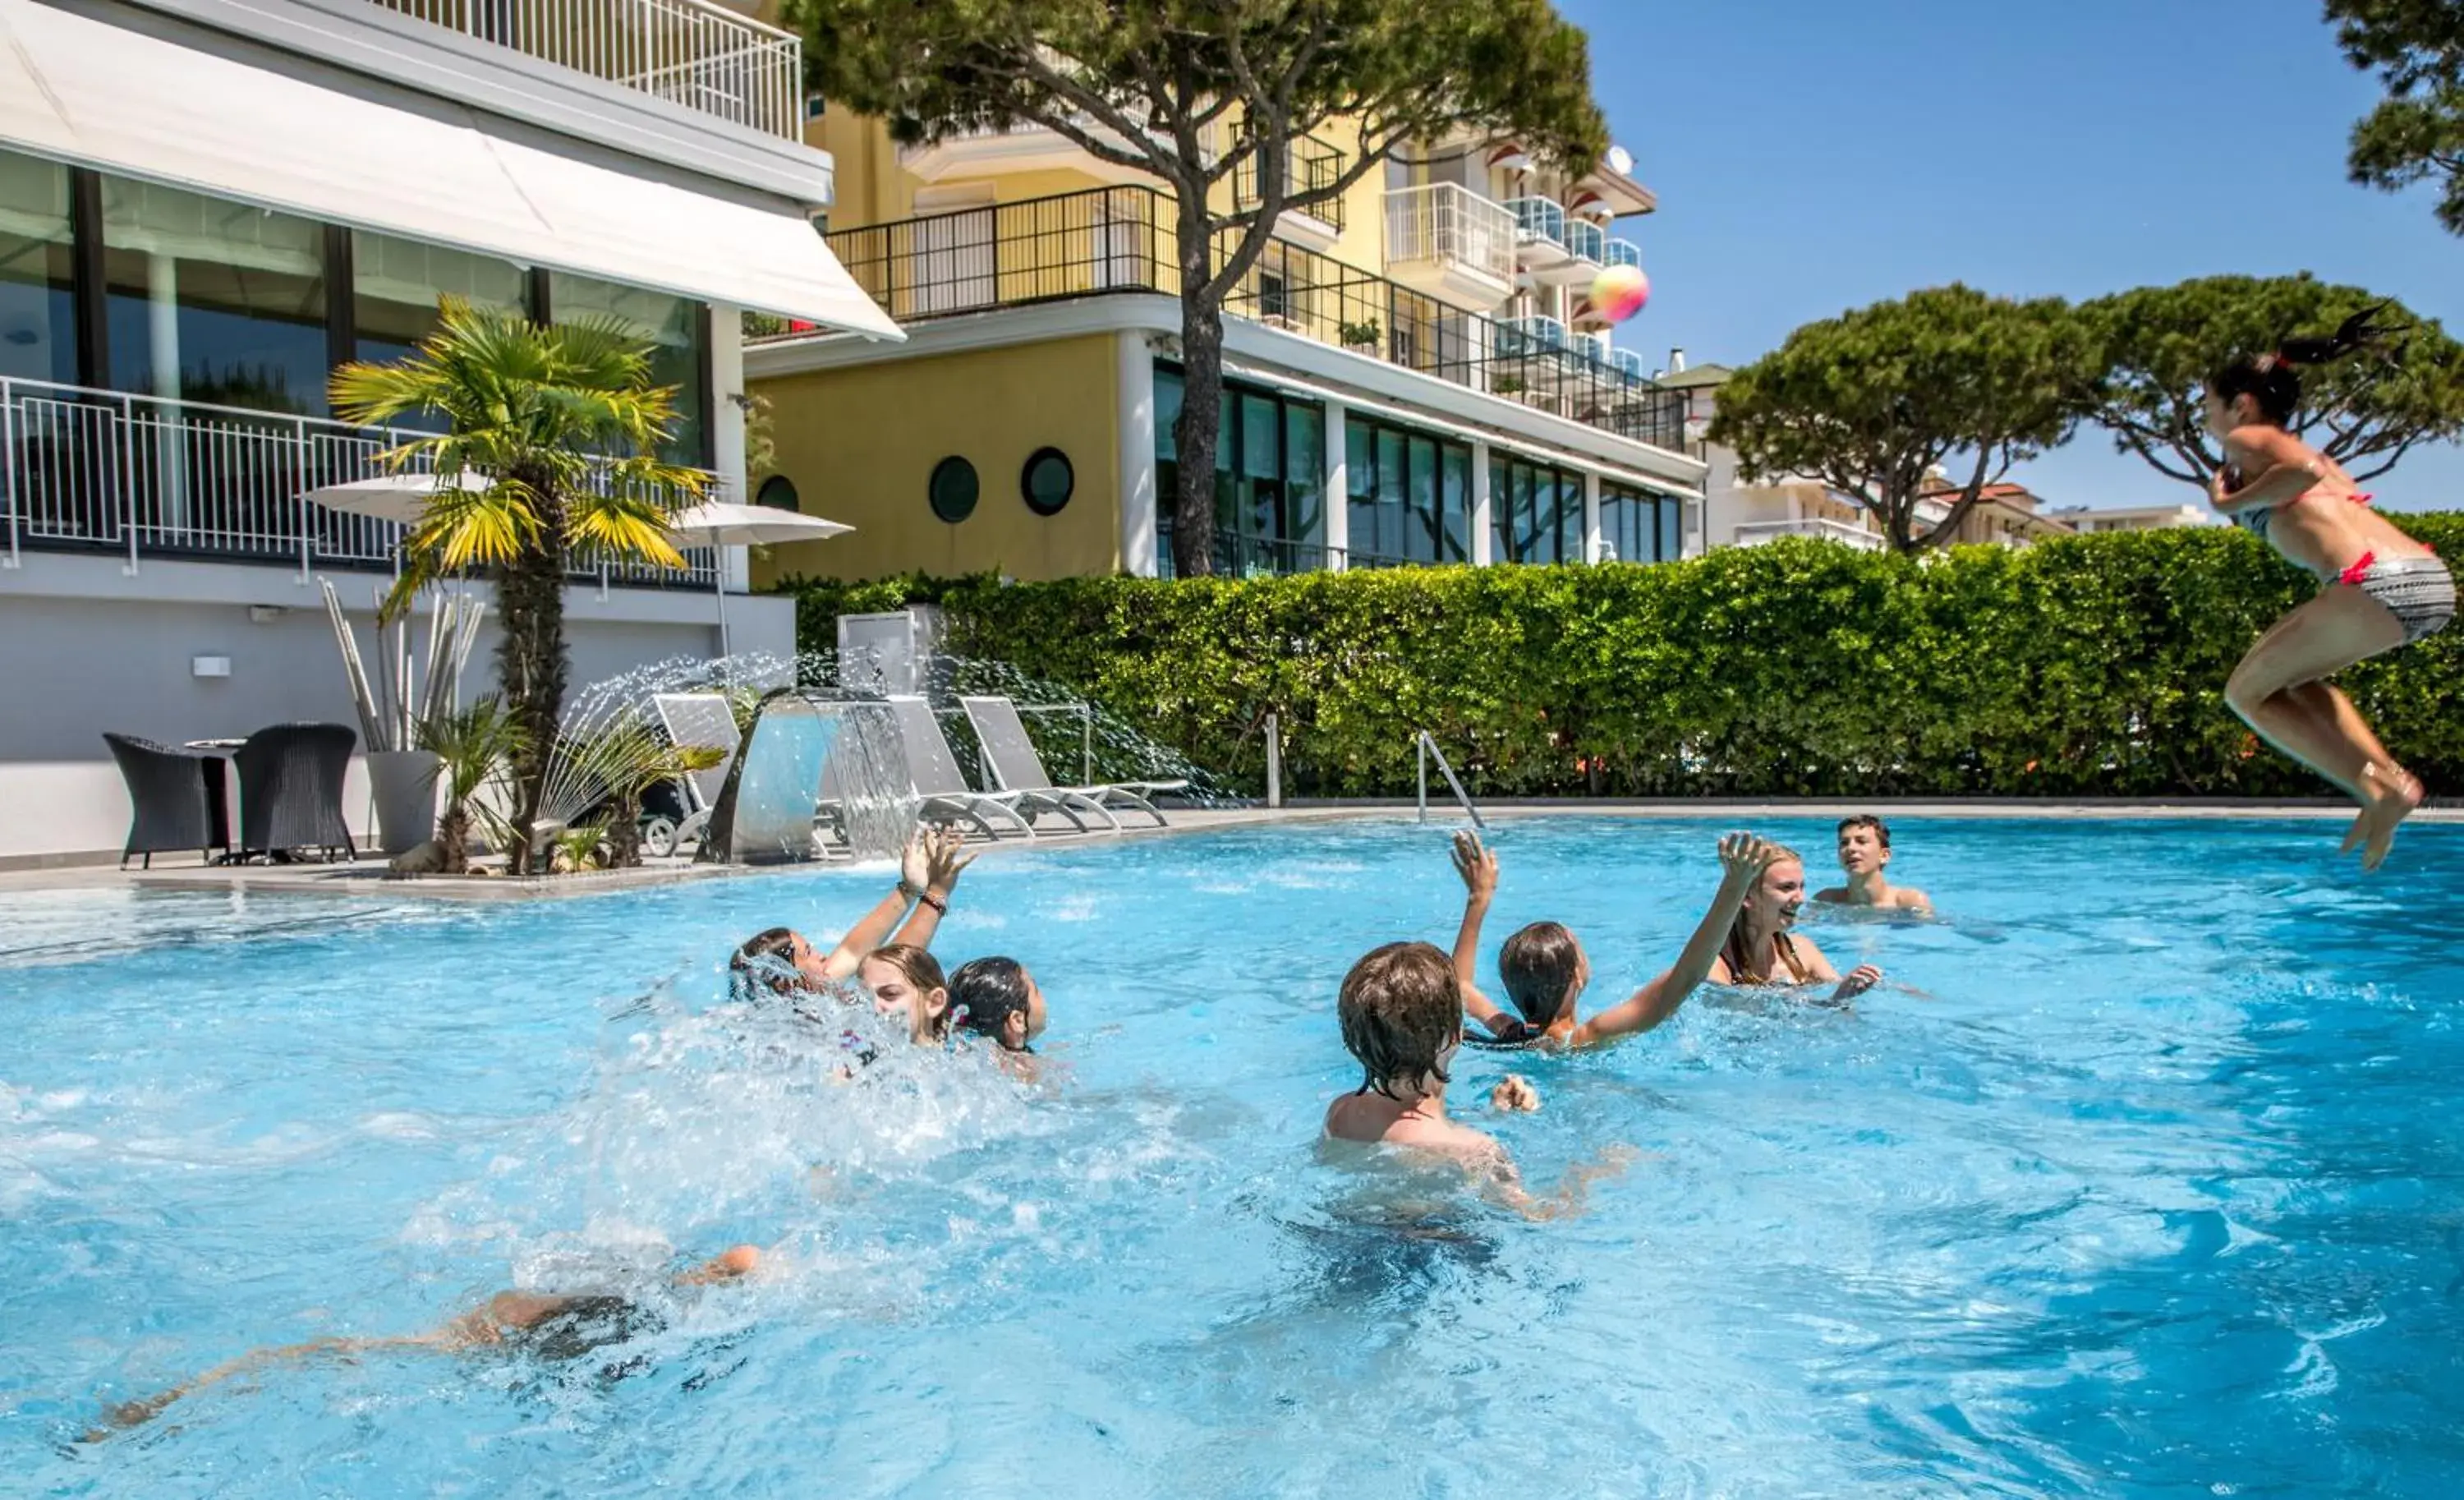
[3,816,2462,1498]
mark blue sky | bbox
[1566,0,2464,513]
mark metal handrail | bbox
[1415,730,1484,828]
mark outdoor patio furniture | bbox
[959,696,1186,830]
[234,722,359,863]
[649,692,743,856]
[102,733,231,868]
[883,696,1065,840]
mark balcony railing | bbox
[1731,517,1886,553]
[1233,133,1346,231]
[363,0,802,139]
[1603,237,1643,271]
[1382,183,1517,286]
[1562,218,1606,265]
[814,186,1686,451]
[2,376,719,586]
[1506,196,1568,250]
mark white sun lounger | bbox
[881,696,1055,840]
[959,695,1186,830]
[650,692,742,854]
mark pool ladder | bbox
[1415,730,1486,828]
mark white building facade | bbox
[0,0,894,863]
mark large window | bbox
[550,274,711,464]
[1155,366,1325,575]
[1600,481,1686,564]
[0,152,77,384]
[1345,413,1471,566]
[1492,454,1585,565]
[353,229,526,367]
[101,177,329,414]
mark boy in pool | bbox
[1814,816,1931,913]
[729,826,973,1001]
[88,1245,762,1438]
[1322,941,1625,1217]
[1447,830,1788,1047]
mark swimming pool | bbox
[4,816,2460,1497]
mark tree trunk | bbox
[497,476,568,875]
[1170,190,1224,579]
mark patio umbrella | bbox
[664,500,853,656]
[298,471,491,525]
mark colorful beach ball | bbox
[1589,264,1650,323]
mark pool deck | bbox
[0,798,2454,901]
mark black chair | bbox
[235,722,358,863]
[102,733,231,868]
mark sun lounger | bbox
[959,695,1186,830]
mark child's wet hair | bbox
[731,927,801,999]
[2211,304,2388,428]
[1337,941,1461,1100]
[949,956,1032,1047]
[1498,921,1581,1027]
[1837,813,1891,849]
[864,943,950,1040]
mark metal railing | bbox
[817,186,1686,451]
[1234,132,1347,231]
[1416,730,1485,827]
[2,375,719,585]
[362,0,802,139]
[1155,522,1341,580]
[1603,237,1643,271]
[1382,182,1517,287]
[1506,195,1568,251]
[1731,517,1887,552]
[1562,218,1606,265]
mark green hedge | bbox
[776,518,2464,798]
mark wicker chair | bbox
[235,722,358,863]
[101,733,231,868]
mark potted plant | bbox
[414,696,526,875]
[1338,318,1382,351]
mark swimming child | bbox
[857,943,952,1047]
[2204,306,2453,870]
[1813,815,1931,913]
[88,1245,761,1438]
[1448,829,1788,1047]
[729,826,973,1001]
[1322,941,1625,1217]
[949,956,1047,1078]
[1706,841,1882,1004]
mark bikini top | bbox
[2237,487,2372,538]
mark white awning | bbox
[0,0,902,340]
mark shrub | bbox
[774,518,2464,798]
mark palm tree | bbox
[415,695,526,875]
[331,298,707,873]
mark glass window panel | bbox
[103,176,328,414]
[552,273,709,462]
[1490,454,1510,564]
[1375,427,1406,564]
[1239,393,1280,479]
[1284,402,1324,550]
[1440,444,1470,563]
[352,230,526,367]
[1405,435,1437,564]
[1560,472,1587,563]
[1658,494,1682,563]
[0,150,78,384]
[1345,416,1376,565]
[1522,464,1552,564]
[1155,367,1182,462]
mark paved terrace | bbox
[0,798,2454,902]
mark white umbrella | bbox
[664,500,853,656]
[299,471,492,525]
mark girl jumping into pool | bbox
[2205,307,2454,870]
[1449,830,1791,1047]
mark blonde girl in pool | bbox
[2205,306,2455,870]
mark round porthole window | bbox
[1021,447,1074,517]
[755,474,799,511]
[928,455,978,523]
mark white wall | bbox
[0,553,795,863]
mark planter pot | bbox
[368,750,441,858]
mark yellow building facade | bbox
[752,105,1709,586]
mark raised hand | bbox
[921,824,975,894]
[1718,831,1779,882]
[1833,964,1882,1001]
[1452,829,1499,903]
[899,827,934,892]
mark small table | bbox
[181,742,242,860]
